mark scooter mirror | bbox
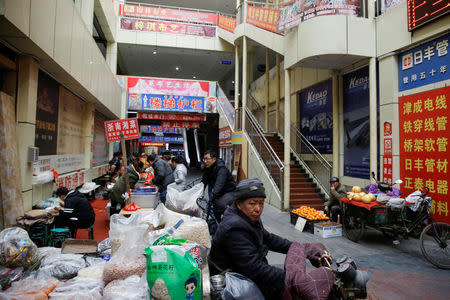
[394,179,403,185]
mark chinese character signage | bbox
[104,118,140,142]
[140,126,177,134]
[55,171,86,190]
[247,5,280,33]
[138,112,206,121]
[299,79,333,154]
[343,67,370,179]
[218,15,237,33]
[119,4,218,25]
[399,33,449,91]
[399,86,449,223]
[127,77,209,97]
[161,121,200,129]
[277,0,361,31]
[140,136,184,143]
[383,121,393,185]
[120,18,216,37]
[129,94,206,113]
[407,0,450,31]
[219,126,232,147]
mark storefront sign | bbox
[218,15,237,33]
[407,0,450,31]
[383,121,393,185]
[120,18,216,37]
[34,154,84,176]
[119,4,218,25]
[141,142,166,147]
[398,33,449,91]
[161,121,200,129]
[399,86,449,223]
[219,126,232,147]
[138,112,206,121]
[277,0,361,31]
[129,94,206,113]
[343,67,370,179]
[247,5,280,33]
[299,79,333,154]
[104,118,140,142]
[140,126,177,134]
[127,76,210,97]
[217,86,235,127]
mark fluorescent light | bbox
[152,50,157,55]
[193,76,196,79]
[175,66,180,71]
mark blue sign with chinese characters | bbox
[140,126,178,134]
[139,135,183,143]
[128,94,205,113]
[398,33,449,91]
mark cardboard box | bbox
[314,222,342,238]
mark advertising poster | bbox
[398,33,450,91]
[218,15,237,33]
[120,18,216,37]
[399,86,449,224]
[119,4,218,25]
[246,5,280,33]
[128,94,206,113]
[92,112,109,167]
[127,77,209,97]
[35,71,59,155]
[343,67,370,179]
[299,79,333,154]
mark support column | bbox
[283,68,291,210]
[234,45,240,129]
[265,48,270,132]
[332,74,339,177]
[367,0,376,19]
[75,0,95,35]
[83,104,95,170]
[247,51,254,90]
[242,36,248,130]
[275,53,281,133]
[369,58,378,179]
[106,42,118,75]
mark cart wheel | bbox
[420,222,450,269]
[343,212,365,242]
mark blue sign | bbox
[128,94,205,113]
[398,33,450,91]
[343,67,370,179]
[299,79,333,154]
[139,136,183,143]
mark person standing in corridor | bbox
[148,153,175,204]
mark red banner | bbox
[399,86,449,223]
[120,4,218,25]
[218,15,237,33]
[219,126,232,147]
[383,121,393,185]
[138,112,206,121]
[120,18,216,37]
[161,121,200,129]
[246,5,280,33]
[104,118,140,142]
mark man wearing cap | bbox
[325,177,347,222]
[209,179,334,300]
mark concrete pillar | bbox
[368,0,376,19]
[234,45,240,129]
[283,68,291,210]
[369,58,378,180]
[83,104,95,170]
[106,42,118,75]
[120,89,128,119]
[242,36,248,130]
[75,0,95,35]
[265,48,270,132]
[275,53,281,133]
[16,56,39,211]
[247,51,254,88]
[332,74,340,177]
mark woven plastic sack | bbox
[0,227,39,268]
[166,182,204,217]
[48,277,103,300]
[222,272,265,300]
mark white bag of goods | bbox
[48,277,103,300]
[103,274,149,300]
[166,182,204,217]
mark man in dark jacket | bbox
[201,150,236,221]
[148,153,174,204]
[325,177,347,222]
[55,187,95,238]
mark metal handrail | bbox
[247,93,268,131]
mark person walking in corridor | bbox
[148,153,174,204]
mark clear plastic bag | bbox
[37,253,86,280]
[37,247,61,260]
[0,277,59,299]
[0,227,40,268]
[222,272,265,300]
[109,213,148,255]
[97,238,111,255]
[166,182,204,217]
[48,277,103,300]
[103,274,149,300]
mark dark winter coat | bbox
[151,157,174,192]
[325,183,347,207]
[110,164,140,205]
[209,202,292,299]
[60,190,95,228]
[201,158,236,201]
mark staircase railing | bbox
[247,93,267,131]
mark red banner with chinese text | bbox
[218,15,237,33]
[399,86,449,223]
[104,118,140,142]
[119,4,218,25]
[246,5,280,33]
[120,18,216,37]
[138,112,206,121]
[161,121,200,129]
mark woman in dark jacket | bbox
[109,161,143,214]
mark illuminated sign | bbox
[141,142,166,147]
[407,0,450,31]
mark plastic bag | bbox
[35,197,60,209]
[387,197,405,209]
[98,238,111,255]
[0,277,59,299]
[32,171,54,185]
[84,256,105,267]
[0,227,40,268]
[37,247,60,260]
[109,213,148,254]
[166,182,204,217]
[103,274,149,300]
[222,272,265,300]
[48,277,103,300]
[146,245,202,300]
[37,253,86,280]
[78,263,105,280]
[406,191,423,211]
[0,266,24,289]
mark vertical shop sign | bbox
[399,86,449,223]
[343,67,370,179]
[104,118,140,142]
[398,33,449,91]
[246,5,280,33]
[299,80,333,154]
[35,71,59,155]
[383,121,393,185]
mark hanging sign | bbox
[140,126,178,134]
[218,15,237,33]
[120,18,216,37]
[161,121,200,129]
[104,118,140,142]
[129,94,205,113]
[246,5,280,33]
[138,112,206,121]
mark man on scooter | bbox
[325,177,347,222]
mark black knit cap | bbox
[234,178,266,201]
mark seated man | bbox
[55,187,95,237]
[325,177,347,222]
[209,179,334,300]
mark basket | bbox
[290,212,299,225]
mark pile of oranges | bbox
[292,206,329,220]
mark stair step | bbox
[290,187,316,193]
